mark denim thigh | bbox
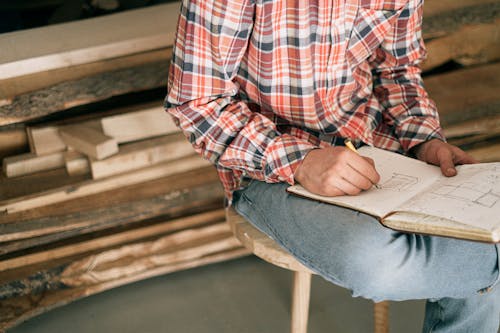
[233,180,500,302]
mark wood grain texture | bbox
[0,155,210,214]
[90,134,194,179]
[3,152,65,178]
[422,20,500,71]
[101,106,180,143]
[59,125,118,160]
[0,49,172,104]
[422,3,500,39]
[0,61,169,127]
[0,2,180,80]
[425,63,500,126]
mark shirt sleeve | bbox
[165,0,316,186]
[369,0,445,152]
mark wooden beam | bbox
[422,3,500,39]
[90,134,193,179]
[443,115,500,139]
[0,2,180,80]
[424,0,498,18]
[425,62,500,126]
[101,106,180,143]
[0,181,223,253]
[0,127,28,160]
[0,60,169,127]
[0,154,211,214]
[422,20,500,71]
[0,210,226,271]
[466,142,500,163]
[27,126,66,155]
[0,166,218,224]
[0,247,248,332]
[2,152,65,178]
[59,124,118,160]
[0,48,172,104]
[64,151,90,176]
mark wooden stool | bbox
[226,207,389,333]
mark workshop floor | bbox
[9,255,426,333]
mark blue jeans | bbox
[233,180,500,332]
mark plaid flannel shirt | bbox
[165,0,445,200]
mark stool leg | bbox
[291,271,312,333]
[374,301,389,333]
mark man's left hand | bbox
[411,139,478,177]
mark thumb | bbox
[437,147,456,177]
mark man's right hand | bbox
[294,147,380,197]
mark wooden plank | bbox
[64,150,90,176]
[0,2,180,80]
[0,48,172,104]
[425,63,500,126]
[0,60,169,127]
[90,134,193,179]
[424,0,498,18]
[0,247,249,332]
[466,142,500,163]
[0,166,218,224]
[0,182,223,254]
[27,126,66,155]
[59,125,118,160]
[2,152,65,178]
[422,3,500,39]
[0,154,211,214]
[101,106,180,143]
[0,127,28,160]
[443,115,500,139]
[0,210,226,272]
[422,20,500,71]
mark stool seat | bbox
[226,206,389,333]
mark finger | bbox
[347,154,381,185]
[338,164,373,190]
[363,156,375,167]
[436,147,456,177]
[329,175,362,196]
[452,147,478,165]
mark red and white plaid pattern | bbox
[165,0,444,199]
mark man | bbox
[165,1,500,331]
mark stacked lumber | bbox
[422,1,500,162]
[0,2,250,330]
[0,0,498,331]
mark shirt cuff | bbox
[396,116,446,153]
[263,134,317,185]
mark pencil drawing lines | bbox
[380,173,419,191]
[432,182,500,208]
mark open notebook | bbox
[287,146,500,243]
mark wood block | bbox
[101,106,180,143]
[90,133,193,179]
[3,152,65,178]
[64,150,90,176]
[59,124,118,160]
[0,127,28,160]
[27,126,66,155]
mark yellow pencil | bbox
[344,139,381,189]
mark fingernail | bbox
[447,168,456,175]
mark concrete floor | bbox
[9,256,427,333]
